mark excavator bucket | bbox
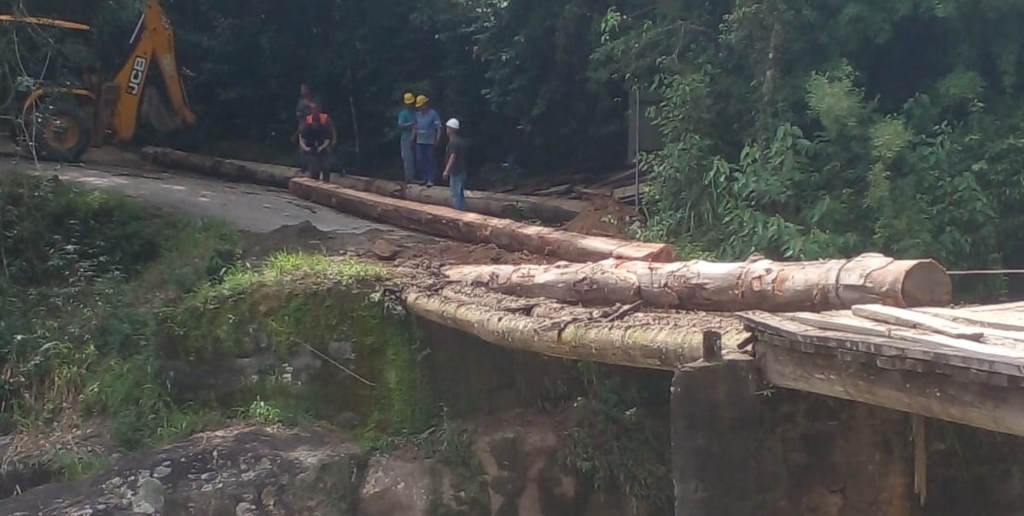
[140,84,184,132]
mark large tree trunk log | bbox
[442,253,952,311]
[331,175,587,224]
[401,284,748,371]
[140,147,298,188]
[290,177,675,262]
[141,146,587,224]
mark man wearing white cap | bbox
[442,118,467,210]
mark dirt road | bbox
[2,157,440,255]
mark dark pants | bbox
[298,149,308,172]
[305,151,330,181]
[415,143,438,185]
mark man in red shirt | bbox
[299,103,337,181]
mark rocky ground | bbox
[0,411,644,516]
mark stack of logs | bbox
[141,148,955,370]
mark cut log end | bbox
[900,260,952,307]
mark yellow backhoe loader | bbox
[1,0,196,162]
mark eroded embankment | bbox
[0,174,674,514]
[153,253,675,514]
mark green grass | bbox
[0,174,241,449]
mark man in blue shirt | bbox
[413,95,442,186]
[397,93,417,183]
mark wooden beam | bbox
[757,343,1024,438]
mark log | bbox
[142,146,588,224]
[289,177,676,262]
[329,175,587,224]
[140,146,298,188]
[401,287,748,371]
[442,253,952,311]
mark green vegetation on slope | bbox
[0,174,239,448]
[164,251,437,435]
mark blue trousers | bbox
[400,139,416,182]
[449,173,467,210]
[415,144,438,185]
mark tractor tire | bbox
[32,100,93,163]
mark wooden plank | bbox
[964,301,1024,312]
[888,330,1024,359]
[757,344,1024,438]
[915,307,1024,332]
[788,312,892,338]
[852,304,985,340]
[739,311,1024,377]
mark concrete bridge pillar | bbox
[671,356,762,516]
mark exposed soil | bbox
[239,221,552,267]
[394,241,555,265]
[562,196,642,238]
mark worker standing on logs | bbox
[294,83,320,174]
[442,118,467,210]
[397,93,417,183]
[413,95,442,187]
[299,103,335,182]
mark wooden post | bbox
[702,330,722,361]
[913,414,927,507]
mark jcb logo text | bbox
[126,57,147,95]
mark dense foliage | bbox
[3,0,1024,290]
[594,0,1024,296]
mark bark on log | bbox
[442,253,952,311]
[141,146,586,224]
[290,177,675,262]
[402,288,748,371]
[331,175,587,224]
[140,147,298,188]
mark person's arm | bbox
[328,119,338,148]
[443,146,457,179]
[433,113,442,145]
[299,133,311,152]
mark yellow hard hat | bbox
[415,95,428,107]
[403,92,414,104]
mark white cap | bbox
[446,118,460,130]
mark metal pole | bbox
[634,87,641,208]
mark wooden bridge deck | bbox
[737,302,1024,437]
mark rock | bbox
[371,239,400,260]
[358,456,435,516]
[0,426,364,515]
[473,418,581,515]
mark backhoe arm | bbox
[109,0,195,142]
